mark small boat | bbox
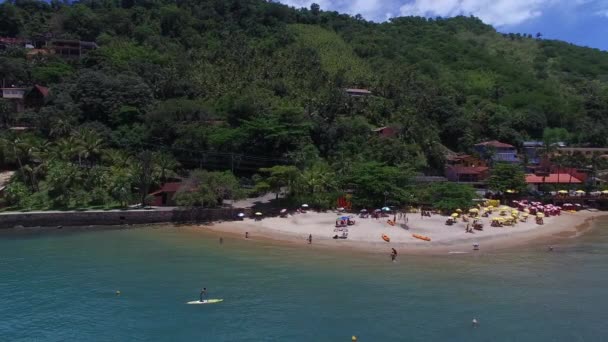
[412,234,431,242]
[382,234,390,242]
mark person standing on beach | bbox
[245,232,249,239]
[308,234,312,244]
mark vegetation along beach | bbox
[1,0,608,340]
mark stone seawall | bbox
[0,208,252,229]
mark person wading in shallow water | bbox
[308,234,312,244]
[391,248,398,262]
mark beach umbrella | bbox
[301,204,309,208]
[523,208,530,213]
[237,213,245,218]
[506,189,516,194]
[558,190,568,194]
[280,209,287,214]
[382,207,391,212]
[468,208,479,213]
[337,207,345,211]
[360,209,368,213]
[537,213,545,218]
[451,213,459,217]
[523,213,529,217]
[255,212,263,216]
[602,190,608,194]
[456,209,463,213]
[575,190,585,194]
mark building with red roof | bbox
[445,154,489,183]
[526,173,582,191]
[474,140,519,164]
[150,182,183,206]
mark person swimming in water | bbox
[200,288,208,302]
[391,248,398,261]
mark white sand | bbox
[204,209,603,254]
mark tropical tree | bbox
[418,182,476,212]
[487,163,527,199]
[176,170,244,207]
[255,165,301,199]
[341,161,413,208]
[153,151,180,183]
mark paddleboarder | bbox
[200,288,208,302]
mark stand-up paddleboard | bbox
[187,299,224,305]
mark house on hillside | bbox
[0,85,50,119]
[50,40,98,58]
[474,140,519,164]
[0,37,26,50]
[372,126,397,138]
[344,88,372,97]
[444,154,489,183]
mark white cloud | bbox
[399,0,556,27]
[597,9,608,16]
[277,0,386,21]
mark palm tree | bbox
[153,151,180,183]
[74,128,104,167]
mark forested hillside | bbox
[1,0,607,209]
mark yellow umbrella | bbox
[523,213,529,217]
[456,209,463,213]
[558,190,568,194]
[469,208,479,213]
[500,206,510,210]
[511,210,519,214]
[488,205,494,209]
[506,189,517,194]
[537,213,545,218]
[491,217,500,221]
[524,208,530,213]
[575,190,585,194]
[451,213,459,217]
[602,190,608,194]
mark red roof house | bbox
[150,182,183,206]
[526,173,582,184]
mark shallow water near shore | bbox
[1,219,607,341]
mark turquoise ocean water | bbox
[1,219,607,342]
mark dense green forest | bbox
[1,0,607,210]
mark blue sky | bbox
[278,0,608,51]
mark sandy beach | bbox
[199,209,606,254]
